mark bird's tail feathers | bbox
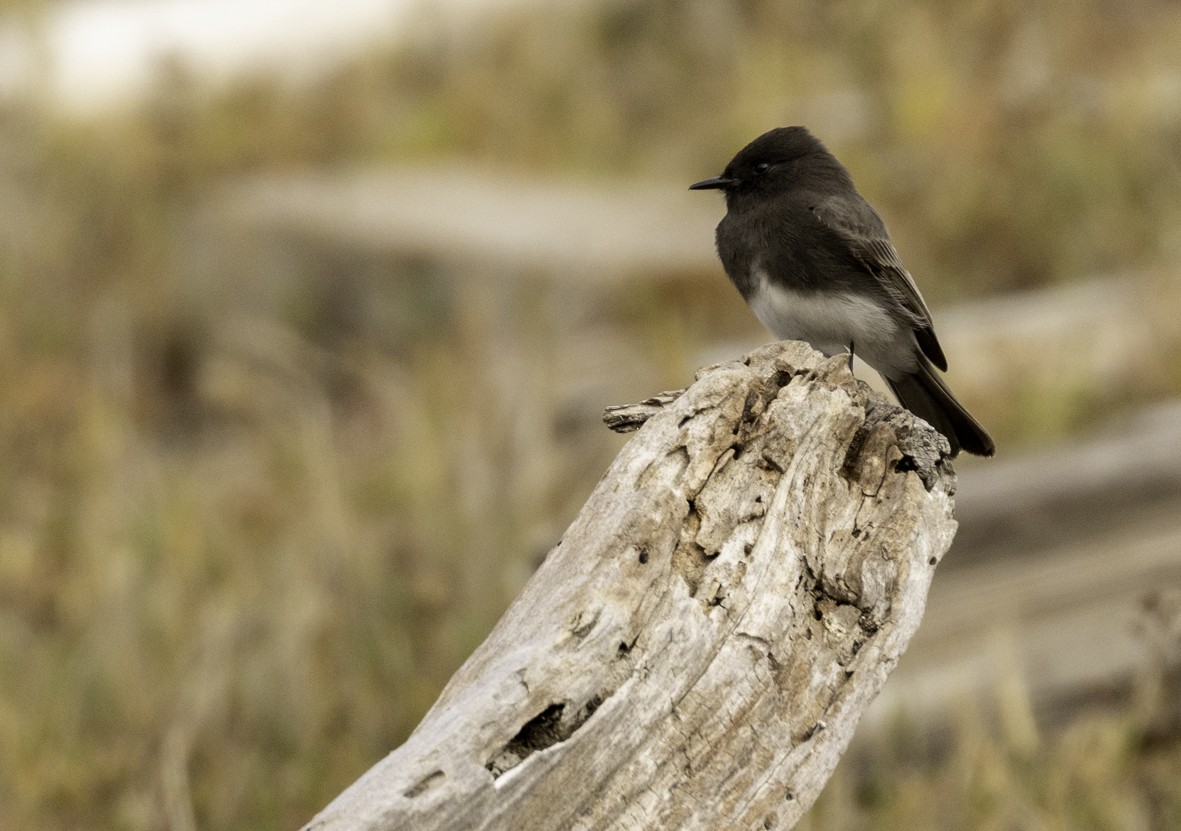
[887,358,995,458]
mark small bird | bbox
[691,126,995,457]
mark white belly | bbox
[747,270,913,376]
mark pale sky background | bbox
[0,0,523,111]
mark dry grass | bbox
[808,593,1181,830]
[1,1,1180,828]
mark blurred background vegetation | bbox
[1,1,1179,828]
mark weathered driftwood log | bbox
[303,341,958,831]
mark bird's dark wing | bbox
[810,195,947,371]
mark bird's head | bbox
[690,126,843,207]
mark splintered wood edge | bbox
[603,389,688,432]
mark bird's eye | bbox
[754,162,771,175]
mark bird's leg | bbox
[847,341,855,372]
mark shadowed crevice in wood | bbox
[402,769,445,799]
[485,691,612,779]
[671,499,711,600]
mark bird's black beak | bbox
[689,176,737,191]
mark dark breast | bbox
[716,200,852,298]
[715,213,758,296]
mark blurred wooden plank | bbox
[951,401,1181,562]
[206,171,1168,418]
[210,167,722,280]
[868,401,1181,726]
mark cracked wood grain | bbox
[302,340,959,831]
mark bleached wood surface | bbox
[302,341,958,831]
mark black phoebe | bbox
[691,126,995,457]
